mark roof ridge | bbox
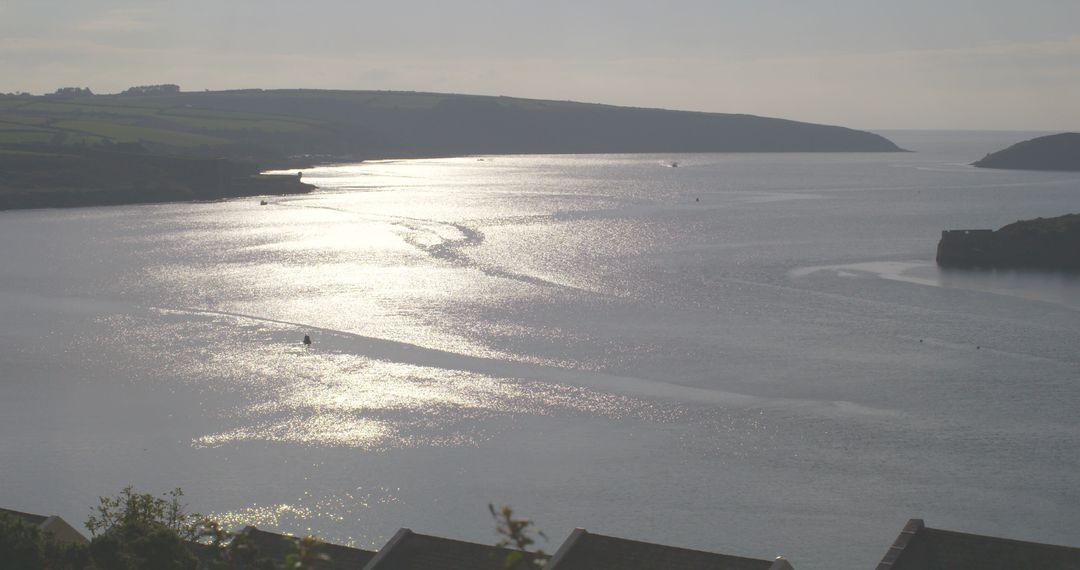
[580,530,771,562]
[923,526,1080,552]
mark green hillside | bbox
[0,87,904,209]
[0,88,902,165]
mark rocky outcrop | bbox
[936,214,1080,270]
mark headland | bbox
[936,213,1080,270]
[972,132,1080,171]
[0,86,903,210]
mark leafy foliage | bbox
[86,487,208,541]
[84,487,208,570]
[489,504,547,569]
[82,487,331,570]
[197,523,277,570]
[283,536,331,570]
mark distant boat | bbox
[668,161,679,168]
[260,200,268,205]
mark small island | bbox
[936,213,1080,270]
[972,132,1080,171]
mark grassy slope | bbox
[0,96,321,152]
[0,90,903,164]
[0,89,903,209]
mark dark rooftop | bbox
[363,528,547,570]
[190,526,375,570]
[877,519,1080,570]
[0,507,50,527]
[543,528,783,570]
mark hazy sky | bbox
[2,1,1078,130]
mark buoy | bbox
[303,335,312,346]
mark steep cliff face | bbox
[973,133,1080,171]
[936,214,1080,270]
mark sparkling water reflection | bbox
[2,132,1080,569]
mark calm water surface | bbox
[1,131,1079,569]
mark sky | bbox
[1,0,1078,130]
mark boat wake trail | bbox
[151,304,902,421]
[275,200,595,294]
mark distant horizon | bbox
[3,1,1078,132]
[6,85,1075,135]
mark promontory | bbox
[972,132,1080,172]
[0,86,903,210]
[936,213,1080,270]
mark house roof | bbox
[190,527,375,570]
[362,528,547,570]
[245,527,375,570]
[542,528,781,570]
[0,507,88,545]
[877,519,1080,570]
[0,507,50,527]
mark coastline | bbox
[1,147,919,212]
[0,148,316,211]
[936,214,1080,271]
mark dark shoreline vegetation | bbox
[0,87,903,210]
[936,213,1080,270]
[0,148,313,210]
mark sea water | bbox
[1,130,1079,569]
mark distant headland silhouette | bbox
[973,132,1080,171]
[0,86,905,210]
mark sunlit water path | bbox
[2,131,1079,569]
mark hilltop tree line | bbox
[0,84,182,98]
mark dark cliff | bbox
[936,214,1080,270]
[972,133,1080,172]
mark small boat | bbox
[668,161,679,168]
[260,200,268,206]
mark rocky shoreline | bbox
[936,213,1080,270]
